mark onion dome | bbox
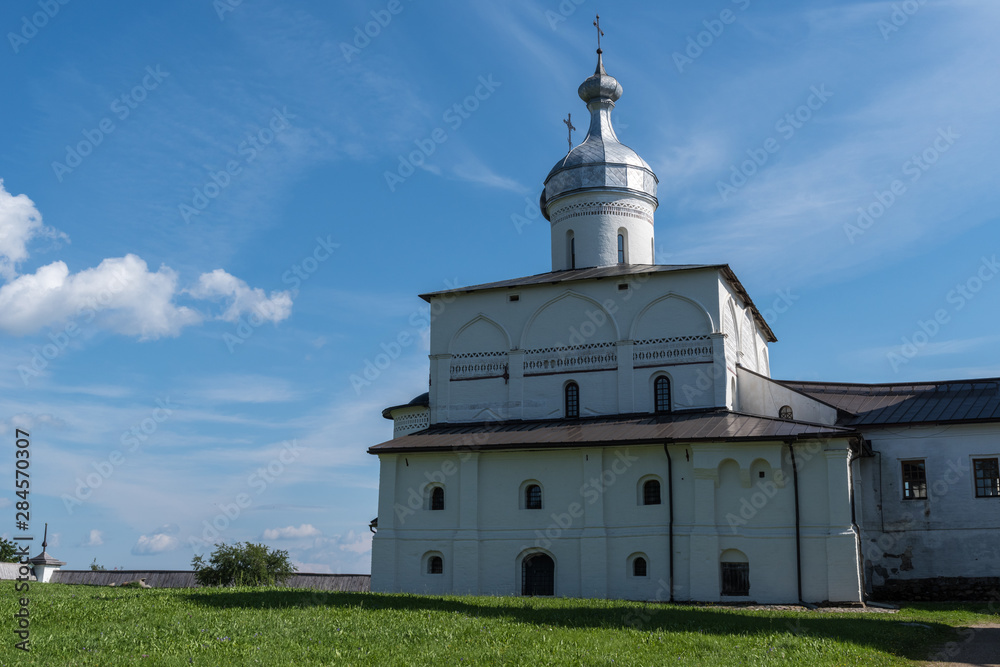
[540,52,658,221]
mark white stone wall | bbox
[390,406,430,438]
[371,438,861,603]
[425,269,752,424]
[855,423,1000,588]
[717,280,772,412]
[736,367,839,425]
[547,192,656,271]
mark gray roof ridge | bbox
[780,377,1000,392]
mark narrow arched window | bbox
[570,237,576,269]
[618,234,625,263]
[428,556,443,574]
[655,377,671,413]
[633,557,647,577]
[779,405,793,420]
[565,382,579,418]
[525,484,542,510]
[643,480,661,505]
[430,486,444,510]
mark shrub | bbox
[191,542,297,587]
[0,537,18,563]
[90,558,106,571]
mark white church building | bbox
[368,47,1000,604]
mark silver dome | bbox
[541,53,658,220]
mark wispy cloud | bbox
[657,2,1000,288]
[451,158,528,193]
[263,524,320,540]
[188,375,301,404]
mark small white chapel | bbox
[368,37,1000,604]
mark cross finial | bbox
[593,14,604,53]
[42,522,48,549]
[563,113,576,152]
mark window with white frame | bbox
[974,458,999,498]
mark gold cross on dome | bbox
[563,113,576,152]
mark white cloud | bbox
[189,269,293,324]
[334,530,372,555]
[0,187,294,339]
[0,180,68,280]
[132,524,181,554]
[263,524,320,540]
[83,529,103,547]
[0,255,201,339]
[132,533,180,555]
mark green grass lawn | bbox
[1,584,996,666]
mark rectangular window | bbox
[565,383,579,419]
[974,458,1000,498]
[721,562,749,596]
[901,460,927,499]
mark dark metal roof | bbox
[778,378,1000,427]
[29,551,66,566]
[368,409,855,454]
[418,263,777,342]
[381,392,429,420]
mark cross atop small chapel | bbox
[563,113,576,152]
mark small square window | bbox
[508,294,519,302]
[618,283,629,291]
[974,458,999,498]
[901,460,927,500]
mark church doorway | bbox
[521,553,554,596]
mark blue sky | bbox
[0,0,997,574]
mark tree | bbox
[90,558,106,571]
[191,542,297,587]
[1,537,19,563]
